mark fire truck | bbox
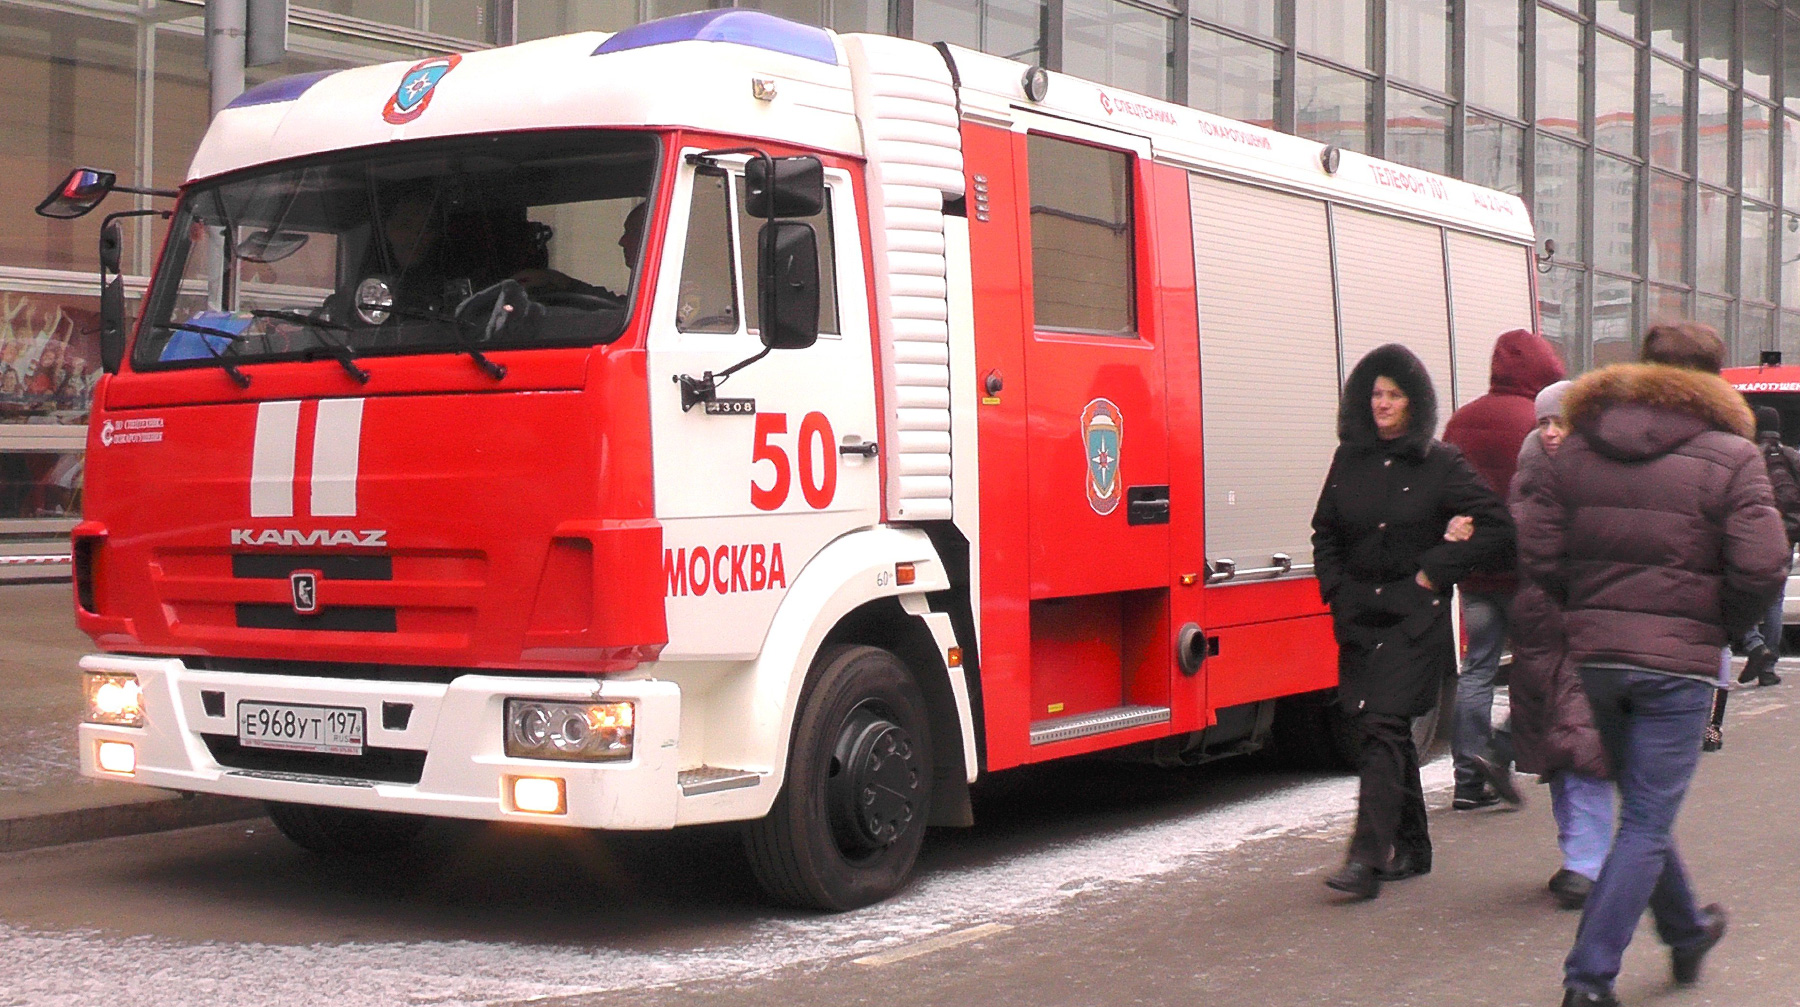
[47,10,1537,910]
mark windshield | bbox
[134,131,659,371]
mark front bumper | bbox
[76,654,684,829]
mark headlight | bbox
[83,672,144,727]
[504,699,633,762]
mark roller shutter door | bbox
[1448,232,1537,408]
[1190,174,1340,574]
[1333,207,1454,430]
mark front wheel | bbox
[744,645,934,911]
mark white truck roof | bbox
[190,10,1531,245]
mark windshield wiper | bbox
[250,309,371,384]
[367,299,508,382]
[152,321,253,388]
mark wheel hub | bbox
[827,707,922,853]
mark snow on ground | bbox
[0,759,1454,1007]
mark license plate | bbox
[237,702,364,756]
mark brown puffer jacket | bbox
[1506,435,1607,779]
[1516,363,1789,682]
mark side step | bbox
[1029,704,1171,746]
[678,766,762,796]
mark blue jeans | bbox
[1549,770,1615,880]
[1453,591,1509,790]
[1564,668,1715,997]
[1741,593,1784,653]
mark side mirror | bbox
[36,168,117,219]
[98,220,126,374]
[745,156,825,219]
[757,221,820,350]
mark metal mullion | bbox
[891,0,912,38]
[1449,0,1466,178]
[1169,0,1189,105]
[1523,0,1539,220]
[1278,0,1296,132]
[1370,0,1386,158]
[1045,0,1064,71]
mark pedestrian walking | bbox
[1311,343,1515,901]
[1441,328,1566,810]
[1516,322,1789,1005]
[1501,379,1616,912]
[1737,404,1799,687]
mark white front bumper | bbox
[76,654,685,829]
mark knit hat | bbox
[1756,405,1782,436]
[1535,379,1573,422]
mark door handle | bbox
[839,439,879,457]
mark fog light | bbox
[504,699,633,761]
[509,775,565,815]
[83,672,144,727]
[96,740,136,775]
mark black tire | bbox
[265,801,427,855]
[744,645,934,911]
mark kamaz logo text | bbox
[232,529,388,548]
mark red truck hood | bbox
[76,347,665,673]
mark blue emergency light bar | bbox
[592,9,839,66]
[225,70,336,110]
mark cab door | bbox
[645,149,880,659]
[1013,122,1173,747]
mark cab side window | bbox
[676,170,740,333]
[1027,134,1136,335]
[735,176,841,335]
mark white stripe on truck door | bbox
[250,401,300,518]
[310,398,365,517]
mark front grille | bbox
[236,604,397,632]
[202,734,426,784]
[184,657,597,684]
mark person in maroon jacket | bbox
[1440,328,1566,808]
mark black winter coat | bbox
[1311,345,1516,718]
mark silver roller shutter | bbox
[1190,174,1340,576]
[1448,231,1537,409]
[1332,207,1454,431]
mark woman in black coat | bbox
[1311,343,1515,900]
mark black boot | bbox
[1324,861,1380,899]
[1547,868,1593,910]
[1376,847,1432,881]
[1561,990,1621,1006]
[1740,644,1777,684]
[1671,903,1728,985]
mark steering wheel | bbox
[535,290,620,311]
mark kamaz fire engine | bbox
[46,9,1537,910]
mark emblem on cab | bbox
[290,570,320,615]
[382,54,460,125]
[1081,398,1123,516]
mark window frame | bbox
[1020,126,1148,340]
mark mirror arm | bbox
[684,147,779,223]
[674,346,771,412]
[113,183,180,200]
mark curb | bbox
[0,783,262,853]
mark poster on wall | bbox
[1,291,102,426]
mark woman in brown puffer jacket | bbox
[1505,380,1614,911]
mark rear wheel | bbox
[744,645,933,911]
[265,802,427,855]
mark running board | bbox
[1029,704,1171,746]
[678,766,762,796]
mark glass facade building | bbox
[1,0,1794,534]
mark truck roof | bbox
[191,10,1532,244]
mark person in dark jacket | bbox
[1737,404,1799,686]
[1311,343,1515,901]
[1505,379,1615,911]
[1517,322,1789,1006]
[1442,328,1566,808]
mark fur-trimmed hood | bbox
[1563,363,1755,461]
[1339,343,1439,456]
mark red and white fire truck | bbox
[49,10,1536,910]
